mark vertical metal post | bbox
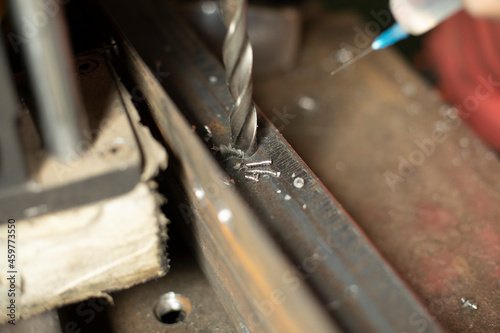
[0,35,27,188]
[7,0,89,162]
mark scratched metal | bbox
[98,1,444,332]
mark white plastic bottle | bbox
[390,0,463,35]
[371,0,464,50]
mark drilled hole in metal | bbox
[76,59,98,75]
[154,292,191,325]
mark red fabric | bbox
[425,11,500,151]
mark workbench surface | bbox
[254,12,500,333]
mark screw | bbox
[461,298,478,310]
[293,177,305,188]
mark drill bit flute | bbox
[220,0,257,157]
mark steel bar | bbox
[112,34,339,333]
[7,0,89,161]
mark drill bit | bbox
[220,0,257,156]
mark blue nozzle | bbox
[371,23,410,50]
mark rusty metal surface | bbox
[253,12,500,333]
[97,1,444,332]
